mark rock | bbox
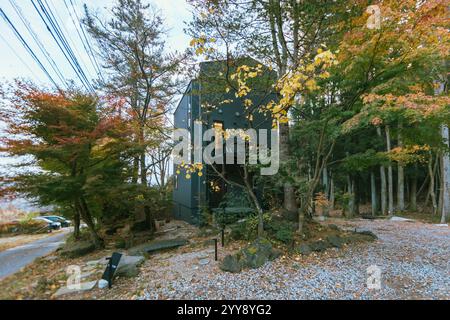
[220,238,281,273]
[355,230,378,241]
[80,271,95,280]
[198,258,210,266]
[60,241,96,258]
[326,235,344,248]
[98,279,109,289]
[115,255,145,278]
[389,216,414,222]
[220,254,243,273]
[54,280,97,297]
[43,255,58,262]
[127,238,188,255]
[328,224,340,231]
[298,243,312,255]
[309,240,330,252]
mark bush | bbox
[229,213,272,241]
[265,219,295,244]
[0,219,48,236]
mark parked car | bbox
[33,217,61,230]
[42,215,71,228]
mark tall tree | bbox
[84,0,181,230]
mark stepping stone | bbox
[128,238,188,255]
[54,280,97,297]
[389,216,414,222]
[198,258,210,266]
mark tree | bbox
[84,0,182,230]
[0,83,131,247]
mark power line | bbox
[36,0,94,91]
[8,0,67,88]
[30,0,93,92]
[0,8,60,89]
[65,0,104,82]
[45,0,92,80]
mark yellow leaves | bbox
[270,48,338,122]
[244,99,253,107]
[189,36,216,56]
[305,79,319,91]
[210,181,221,192]
[176,162,203,179]
[388,144,430,164]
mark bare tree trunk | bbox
[78,198,104,248]
[428,152,438,215]
[280,122,297,213]
[323,165,329,217]
[410,164,417,212]
[132,157,139,184]
[386,125,394,215]
[377,127,387,215]
[397,123,405,212]
[73,205,80,240]
[243,166,264,237]
[347,175,355,218]
[441,125,450,223]
[371,171,377,216]
[330,175,335,211]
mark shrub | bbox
[266,219,295,244]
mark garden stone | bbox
[60,241,95,258]
[220,254,243,273]
[115,255,145,277]
[127,238,188,255]
[298,243,312,255]
[309,240,330,252]
[326,235,344,248]
[54,280,97,297]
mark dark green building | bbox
[173,59,276,224]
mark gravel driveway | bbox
[138,219,450,300]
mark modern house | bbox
[172,58,277,224]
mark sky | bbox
[0,0,192,211]
[0,0,192,86]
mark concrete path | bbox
[0,230,69,280]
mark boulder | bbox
[54,280,97,297]
[326,235,344,248]
[389,216,414,222]
[115,255,145,278]
[220,238,281,273]
[220,254,243,273]
[127,238,188,255]
[328,224,340,231]
[355,230,378,241]
[60,241,95,258]
[309,240,330,252]
[298,243,312,255]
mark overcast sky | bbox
[0,0,192,86]
[0,0,192,211]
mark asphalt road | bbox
[0,230,69,280]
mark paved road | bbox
[0,230,69,280]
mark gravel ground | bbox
[137,219,450,300]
